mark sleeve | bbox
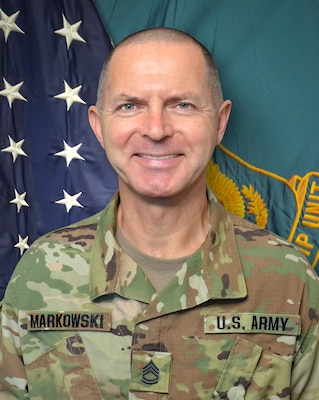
[0,302,28,399]
[291,323,319,399]
[291,269,319,399]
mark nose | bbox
[142,106,173,141]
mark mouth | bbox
[136,154,181,159]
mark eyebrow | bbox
[112,94,140,102]
[166,94,198,102]
[113,92,200,103]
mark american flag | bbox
[0,0,118,299]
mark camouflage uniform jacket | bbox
[1,191,319,400]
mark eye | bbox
[121,103,136,111]
[177,102,192,110]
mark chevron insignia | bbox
[142,360,160,385]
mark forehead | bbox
[107,40,207,81]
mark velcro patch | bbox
[130,350,172,394]
[205,313,300,335]
[27,311,111,332]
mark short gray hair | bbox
[96,27,224,113]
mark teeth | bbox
[137,154,178,159]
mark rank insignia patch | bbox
[130,350,172,394]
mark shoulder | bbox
[32,191,119,251]
[35,210,102,247]
[229,212,319,307]
[230,212,308,265]
[3,210,104,304]
[25,208,104,259]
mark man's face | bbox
[89,40,231,201]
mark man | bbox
[0,27,318,399]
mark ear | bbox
[216,99,232,144]
[88,105,105,148]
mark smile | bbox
[136,154,180,159]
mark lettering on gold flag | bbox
[289,174,319,269]
[209,145,319,273]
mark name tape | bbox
[27,311,112,332]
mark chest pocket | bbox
[211,336,291,400]
[25,333,103,400]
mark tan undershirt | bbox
[115,228,188,293]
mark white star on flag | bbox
[0,9,25,42]
[1,135,28,162]
[54,14,86,49]
[54,140,85,166]
[54,80,86,111]
[55,190,84,213]
[14,235,29,256]
[10,189,29,213]
[0,77,27,108]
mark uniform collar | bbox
[89,190,247,309]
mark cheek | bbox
[100,123,126,151]
[190,129,217,155]
[101,126,134,168]
[103,118,138,146]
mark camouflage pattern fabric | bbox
[0,191,319,399]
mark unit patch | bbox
[205,313,300,335]
[27,311,111,332]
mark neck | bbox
[117,186,210,259]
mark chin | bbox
[138,185,192,203]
